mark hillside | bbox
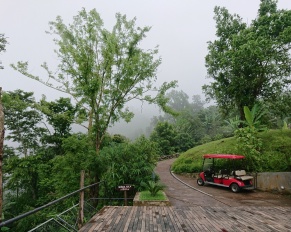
[171,129,291,173]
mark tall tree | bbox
[166,90,190,112]
[203,0,291,120]
[12,9,177,153]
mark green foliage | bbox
[234,104,266,171]
[99,136,159,195]
[204,0,291,120]
[148,92,228,155]
[39,97,76,155]
[172,137,237,173]
[172,130,291,173]
[112,134,129,144]
[265,92,291,127]
[282,119,288,130]
[258,130,291,171]
[141,181,165,197]
[171,157,202,173]
[243,104,267,131]
[139,190,166,200]
[234,127,263,171]
[1,227,9,231]
[51,133,98,197]
[12,9,177,152]
[2,90,48,156]
[224,116,241,136]
[150,121,177,156]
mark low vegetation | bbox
[139,191,166,201]
[141,180,166,197]
[172,130,291,173]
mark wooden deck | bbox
[79,206,291,231]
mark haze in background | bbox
[1,0,291,139]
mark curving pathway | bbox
[155,158,291,207]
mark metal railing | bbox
[1,180,135,232]
[28,198,134,232]
[0,182,102,229]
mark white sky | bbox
[1,0,291,136]
[1,0,291,99]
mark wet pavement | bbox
[155,158,291,207]
[80,158,291,231]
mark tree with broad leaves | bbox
[12,9,177,153]
[203,0,291,121]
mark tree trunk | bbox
[78,170,85,229]
[0,87,5,222]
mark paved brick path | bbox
[79,159,291,231]
[156,158,291,207]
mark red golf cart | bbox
[197,154,254,193]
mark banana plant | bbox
[243,104,267,131]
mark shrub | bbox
[141,181,166,196]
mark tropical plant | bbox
[243,104,267,131]
[234,104,266,171]
[141,180,165,197]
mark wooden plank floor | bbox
[79,206,291,232]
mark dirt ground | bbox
[155,158,291,207]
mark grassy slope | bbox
[171,129,291,173]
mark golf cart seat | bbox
[235,170,246,176]
[216,169,229,178]
[234,170,253,181]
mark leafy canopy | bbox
[12,8,177,152]
[203,0,291,120]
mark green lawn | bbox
[171,129,291,173]
[139,191,166,201]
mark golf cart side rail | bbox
[203,154,245,159]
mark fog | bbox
[1,0,291,138]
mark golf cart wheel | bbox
[230,183,240,193]
[197,178,204,186]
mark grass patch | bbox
[139,191,166,201]
[171,129,291,173]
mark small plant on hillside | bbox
[235,104,266,171]
[141,181,166,197]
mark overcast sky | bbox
[1,0,291,136]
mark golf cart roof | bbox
[203,154,245,159]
